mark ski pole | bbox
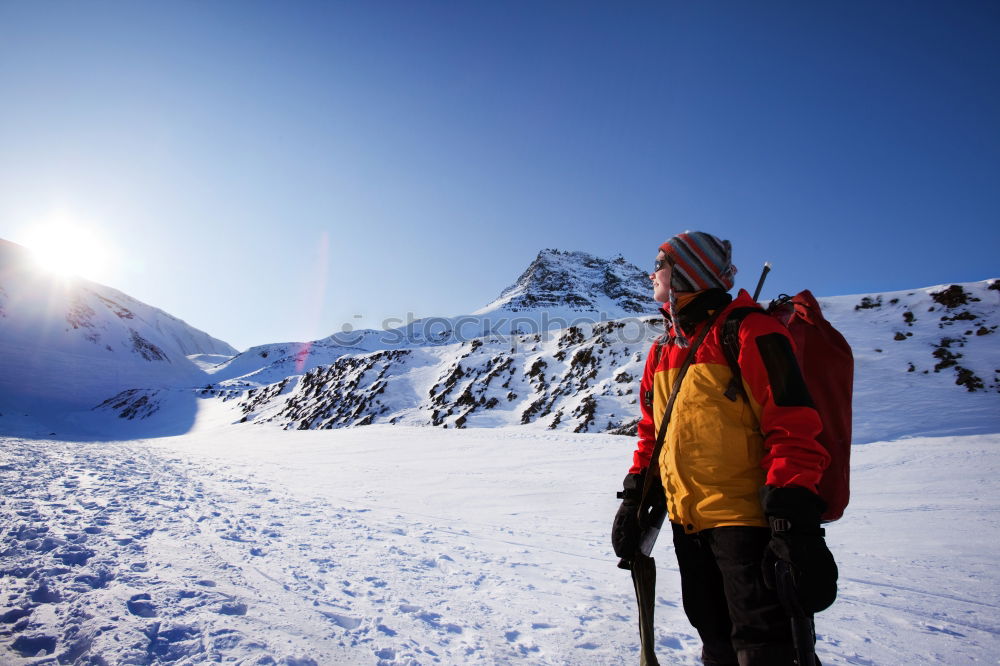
[630,554,660,666]
[775,560,816,666]
[752,262,772,302]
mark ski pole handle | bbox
[618,503,666,571]
[752,262,772,302]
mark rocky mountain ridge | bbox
[475,249,651,315]
[95,278,1000,444]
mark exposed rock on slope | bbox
[476,249,651,316]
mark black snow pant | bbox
[671,523,812,666]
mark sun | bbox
[22,220,112,281]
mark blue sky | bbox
[1,1,998,351]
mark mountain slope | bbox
[820,280,1000,440]
[200,250,653,387]
[95,277,1000,444]
[0,239,235,412]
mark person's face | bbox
[650,251,672,303]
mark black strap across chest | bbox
[637,308,724,522]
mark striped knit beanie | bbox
[659,231,737,347]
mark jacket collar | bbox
[660,288,733,335]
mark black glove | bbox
[761,485,838,614]
[611,473,643,558]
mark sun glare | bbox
[23,220,112,281]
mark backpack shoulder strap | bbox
[721,306,766,402]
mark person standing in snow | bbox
[612,231,837,665]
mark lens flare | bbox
[294,232,330,374]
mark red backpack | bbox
[722,290,853,522]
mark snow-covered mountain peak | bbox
[474,249,652,317]
[0,237,237,411]
[206,249,659,388]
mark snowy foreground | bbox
[2,425,999,665]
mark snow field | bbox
[3,426,1000,664]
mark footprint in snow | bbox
[147,624,200,658]
[127,593,157,617]
[53,545,94,566]
[282,658,319,666]
[209,629,242,651]
[218,602,248,616]
[30,583,61,604]
[374,646,396,660]
[416,611,463,634]
[320,611,362,629]
[658,635,686,650]
[11,634,57,658]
